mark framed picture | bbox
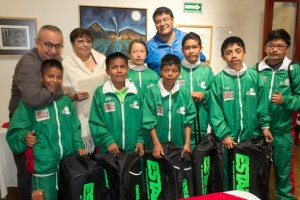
[0,17,37,57]
[176,25,213,61]
[79,6,147,56]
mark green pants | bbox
[272,131,295,200]
[32,172,57,200]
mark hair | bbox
[182,32,202,47]
[128,39,148,55]
[265,29,291,46]
[41,59,63,75]
[221,36,246,56]
[160,54,181,71]
[105,52,128,68]
[152,7,174,21]
[37,25,63,40]
[69,28,93,44]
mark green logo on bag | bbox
[182,179,189,198]
[146,160,162,199]
[81,182,94,200]
[201,156,210,194]
[234,153,249,191]
[135,185,140,200]
[104,169,109,189]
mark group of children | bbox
[6,28,299,199]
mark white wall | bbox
[0,0,265,124]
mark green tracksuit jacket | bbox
[89,79,144,153]
[142,79,196,147]
[177,58,214,138]
[209,64,270,143]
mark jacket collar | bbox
[223,63,247,76]
[129,61,148,72]
[158,78,180,97]
[154,28,182,46]
[103,79,137,95]
[258,56,292,71]
[181,57,201,69]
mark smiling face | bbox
[106,57,129,90]
[41,67,63,93]
[72,35,92,59]
[265,39,289,65]
[222,43,245,71]
[154,13,174,38]
[182,39,202,64]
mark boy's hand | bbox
[191,92,204,102]
[135,143,144,156]
[271,90,283,104]
[25,130,36,147]
[153,142,164,158]
[77,148,87,156]
[107,143,120,156]
[222,137,237,149]
[262,128,274,142]
[181,143,191,156]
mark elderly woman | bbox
[63,27,107,154]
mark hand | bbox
[191,92,204,102]
[107,143,120,156]
[25,130,36,147]
[152,142,164,158]
[222,137,237,149]
[201,61,210,67]
[135,143,145,156]
[271,90,283,105]
[181,143,191,156]
[77,148,87,156]
[262,128,273,142]
[73,91,89,102]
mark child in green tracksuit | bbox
[6,59,86,200]
[142,54,196,158]
[177,32,214,148]
[89,52,144,156]
[209,36,273,189]
[255,29,300,200]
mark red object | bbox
[181,192,247,200]
[1,122,9,128]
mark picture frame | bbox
[79,5,147,56]
[0,17,37,57]
[176,25,213,61]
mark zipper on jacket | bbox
[138,71,142,88]
[190,68,193,92]
[237,75,243,143]
[168,94,172,141]
[54,101,63,159]
[269,71,276,101]
[121,102,125,149]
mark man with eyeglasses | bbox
[255,29,300,200]
[8,24,64,200]
[145,7,206,74]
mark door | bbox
[262,0,300,61]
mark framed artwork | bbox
[176,25,213,61]
[79,6,147,56]
[0,17,37,57]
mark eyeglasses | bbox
[266,44,288,50]
[75,39,92,45]
[39,39,64,51]
[154,17,172,26]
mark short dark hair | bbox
[152,7,174,21]
[69,28,93,44]
[160,54,181,71]
[105,52,128,69]
[182,32,202,47]
[129,39,148,55]
[41,59,63,75]
[265,29,291,46]
[221,36,246,56]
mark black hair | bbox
[105,52,128,69]
[265,29,291,46]
[160,54,181,71]
[182,32,202,47]
[69,28,93,44]
[129,39,148,55]
[152,7,174,21]
[41,59,63,75]
[221,36,246,56]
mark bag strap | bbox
[288,61,294,95]
[194,102,201,145]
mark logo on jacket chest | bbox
[36,109,50,121]
[104,102,116,112]
[223,91,234,101]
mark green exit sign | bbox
[184,2,202,13]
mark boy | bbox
[209,36,273,188]
[177,32,214,148]
[6,59,86,200]
[142,54,196,158]
[89,52,144,156]
[256,29,300,200]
